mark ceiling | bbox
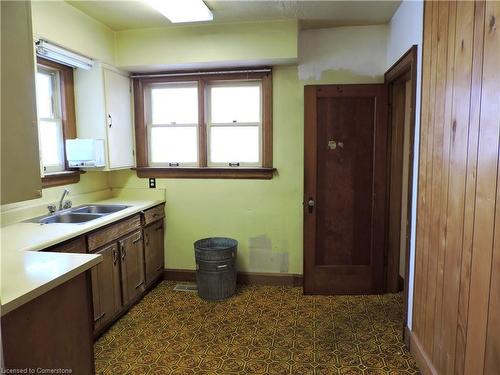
[66,0,401,31]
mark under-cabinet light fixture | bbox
[144,0,213,23]
[35,39,94,70]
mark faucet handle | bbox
[62,200,72,209]
[47,204,57,214]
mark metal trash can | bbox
[194,237,237,301]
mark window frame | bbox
[36,57,83,187]
[133,68,274,179]
[206,80,262,168]
[146,81,199,167]
[36,66,65,173]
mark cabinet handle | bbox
[145,234,149,246]
[121,244,126,260]
[135,281,144,289]
[133,236,142,244]
[108,114,113,128]
[155,225,163,232]
[112,248,118,265]
[93,312,105,323]
[156,265,163,271]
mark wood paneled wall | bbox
[412,1,499,374]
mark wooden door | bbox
[104,68,134,169]
[90,243,122,332]
[119,230,146,305]
[144,219,165,286]
[304,84,388,295]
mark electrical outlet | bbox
[149,178,156,188]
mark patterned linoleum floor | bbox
[95,281,420,375]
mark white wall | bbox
[298,25,388,81]
[386,0,424,330]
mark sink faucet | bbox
[58,188,71,210]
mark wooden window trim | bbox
[134,167,276,179]
[41,170,85,188]
[37,57,81,188]
[133,68,273,179]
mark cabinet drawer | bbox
[142,204,165,226]
[87,215,141,251]
[44,237,86,253]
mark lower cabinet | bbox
[120,230,146,306]
[91,243,122,332]
[144,219,165,286]
[39,204,165,337]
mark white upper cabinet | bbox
[104,69,135,169]
[74,63,135,170]
[1,1,43,204]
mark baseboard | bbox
[237,272,303,286]
[404,325,411,349]
[163,269,197,282]
[409,330,438,375]
[163,268,303,287]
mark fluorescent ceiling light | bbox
[145,0,213,23]
[35,40,94,70]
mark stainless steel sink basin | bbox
[39,212,103,224]
[25,204,131,224]
[72,204,130,214]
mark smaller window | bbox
[147,82,199,167]
[36,57,81,188]
[36,67,65,173]
[207,81,262,167]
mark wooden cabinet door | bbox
[119,230,145,305]
[103,68,134,169]
[144,219,165,286]
[91,243,122,332]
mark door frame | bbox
[384,45,418,346]
[303,84,388,295]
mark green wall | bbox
[109,66,383,274]
[31,1,115,64]
[115,20,298,70]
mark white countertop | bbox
[0,197,165,316]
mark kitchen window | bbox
[36,66,65,173]
[133,69,274,179]
[36,57,81,187]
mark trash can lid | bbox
[194,237,238,251]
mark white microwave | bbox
[66,139,105,168]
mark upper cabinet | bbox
[1,1,42,204]
[74,63,135,170]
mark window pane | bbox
[152,85,198,124]
[210,85,260,123]
[36,72,54,119]
[210,126,259,163]
[150,127,197,163]
[39,120,63,168]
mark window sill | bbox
[134,167,276,180]
[41,170,85,188]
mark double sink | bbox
[26,204,130,225]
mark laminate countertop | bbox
[1,198,165,316]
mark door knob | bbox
[307,198,315,213]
